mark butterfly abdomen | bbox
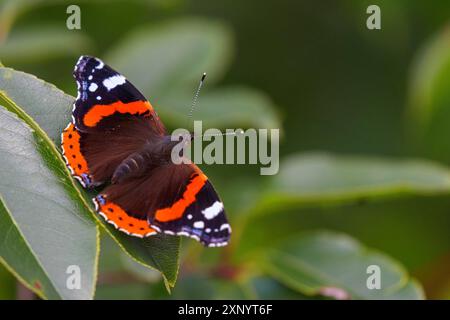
[112,152,146,184]
[111,137,179,184]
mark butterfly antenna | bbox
[187,73,207,127]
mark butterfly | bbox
[61,55,231,247]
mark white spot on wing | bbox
[193,221,205,229]
[88,83,98,92]
[103,75,126,91]
[95,58,104,69]
[220,223,232,233]
[201,201,223,220]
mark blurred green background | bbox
[1,0,450,299]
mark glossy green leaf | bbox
[108,233,179,289]
[408,25,450,163]
[95,283,156,300]
[0,68,73,141]
[234,195,450,273]
[0,67,180,288]
[409,25,450,131]
[263,152,450,208]
[0,106,98,299]
[0,27,92,64]
[0,0,26,40]
[120,251,161,283]
[258,231,424,299]
[169,274,248,300]
[106,18,233,96]
[0,251,16,299]
[0,0,174,45]
[245,276,310,299]
[233,152,450,256]
[0,1,79,41]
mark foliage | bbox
[1,0,450,300]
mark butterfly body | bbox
[61,56,231,247]
[111,134,185,184]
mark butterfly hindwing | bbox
[94,164,231,247]
[93,194,157,238]
[152,175,231,247]
[61,122,93,187]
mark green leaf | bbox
[108,233,179,289]
[408,25,450,132]
[407,25,450,163]
[0,67,180,288]
[0,106,98,299]
[95,283,156,300]
[0,0,24,40]
[0,27,92,64]
[0,68,73,141]
[0,256,16,299]
[233,152,450,256]
[120,251,162,283]
[157,86,281,129]
[105,18,233,96]
[244,275,310,299]
[234,195,450,273]
[169,274,248,299]
[0,1,78,41]
[263,152,450,208]
[258,231,424,299]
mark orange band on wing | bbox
[96,200,157,237]
[61,123,89,176]
[83,100,152,127]
[155,173,208,222]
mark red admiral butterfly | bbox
[61,56,231,247]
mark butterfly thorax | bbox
[111,136,182,184]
